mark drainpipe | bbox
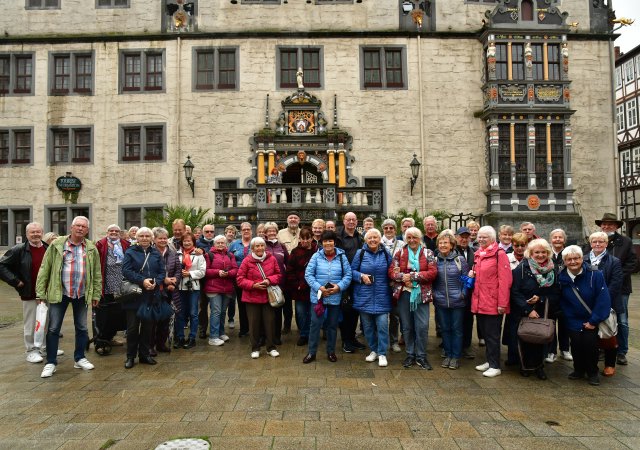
[176,36,182,205]
[417,33,426,215]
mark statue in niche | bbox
[296,67,304,89]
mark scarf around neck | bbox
[407,246,422,311]
[109,238,124,263]
[589,249,607,268]
[527,258,555,288]
[252,251,267,261]
[182,246,195,270]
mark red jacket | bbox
[203,248,238,295]
[388,246,437,303]
[95,237,130,296]
[471,242,512,315]
[237,253,282,304]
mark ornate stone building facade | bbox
[0,0,616,244]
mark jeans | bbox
[396,291,430,359]
[308,303,340,355]
[176,290,200,340]
[436,307,464,359]
[617,294,629,355]
[207,293,231,339]
[46,295,88,364]
[360,312,389,356]
[295,300,311,338]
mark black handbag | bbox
[136,300,174,322]
[517,299,555,345]
[115,252,150,303]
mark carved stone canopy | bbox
[485,0,569,29]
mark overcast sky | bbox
[611,0,640,53]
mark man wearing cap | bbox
[456,226,477,359]
[277,211,301,253]
[596,213,637,365]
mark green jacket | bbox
[35,235,102,305]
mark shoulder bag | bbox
[517,298,555,344]
[257,262,285,308]
[115,251,149,303]
[571,286,618,339]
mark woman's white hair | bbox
[214,234,227,244]
[478,225,496,242]
[404,226,423,240]
[135,226,153,238]
[250,237,266,248]
[562,245,583,260]
[364,228,382,240]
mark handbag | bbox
[517,299,555,345]
[34,302,48,349]
[571,286,618,339]
[137,300,174,322]
[256,262,285,308]
[115,252,149,303]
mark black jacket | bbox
[336,227,363,263]
[0,241,48,299]
[608,232,637,295]
[510,259,561,319]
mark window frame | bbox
[25,0,61,9]
[616,66,623,89]
[621,149,631,177]
[617,104,626,132]
[118,123,166,163]
[47,126,94,165]
[359,46,408,90]
[96,0,129,8]
[192,46,240,91]
[48,51,94,96]
[627,98,638,129]
[0,128,33,166]
[119,49,166,94]
[44,205,92,238]
[624,60,635,84]
[0,53,35,96]
[119,204,166,229]
[0,206,32,248]
[276,46,324,90]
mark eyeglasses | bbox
[204,230,214,233]
[565,257,582,262]
[383,226,395,230]
[513,244,526,248]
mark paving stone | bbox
[271,436,316,449]
[330,420,371,437]
[316,436,402,449]
[432,420,481,438]
[349,394,398,412]
[454,437,503,449]
[549,420,626,437]
[471,420,533,437]
[407,421,440,437]
[222,419,265,436]
[575,436,633,449]
[399,437,459,449]
[369,420,413,438]
[497,436,587,449]
[262,419,304,436]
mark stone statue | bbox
[296,67,304,89]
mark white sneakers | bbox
[482,368,501,377]
[561,351,573,361]
[545,353,557,363]
[268,349,280,358]
[56,349,65,356]
[73,358,94,370]
[40,364,56,378]
[209,338,224,346]
[220,335,230,342]
[228,320,235,329]
[26,352,43,363]
[391,343,401,353]
[251,351,260,359]
[365,351,378,362]
[378,355,388,367]
[475,362,490,371]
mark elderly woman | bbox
[559,245,612,386]
[381,218,405,354]
[498,225,514,253]
[508,232,527,269]
[510,239,560,380]
[122,227,165,369]
[548,228,572,362]
[236,237,282,359]
[285,227,316,347]
[467,221,480,251]
[256,223,266,239]
[311,218,325,247]
[389,227,437,370]
[152,228,181,353]
[264,222,290,344]
[229,222,253,337]
[351,229,393,367]
[470,226,512,378]
[303,230,352,363]
[583,232,622,377]
[433,230,470,370]
[203,234,238,347]
[175,232,206,350]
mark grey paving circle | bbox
[155,438,210,450]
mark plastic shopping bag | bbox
[34,302,48,349]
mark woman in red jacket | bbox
[236,237,283,359]
[470,225,512,378]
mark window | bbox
[0,129,32,165]
[617,104,626,132]
[514,124,527,188]
[46,206,90,237]
[0,208,31,247]
[0,53,35,95]
[26,0,60,9]
[627,98,638,129]
[534,124,547,188]
[360,46,407,89]
[277,47,322,89]
[511,44,524,80]
[495,44,508,80]
[616,67,623,89]
[120,50,165,93]
[193,47,238,90]
[49,52,93,95]
[633,147,640,175]
[529,44,560,81]
[624,61,635,84]
[119,124,165,162]
[547,44,560,80]
[48,127,92,164]
[497,125,511,189]
[96,0,129,7]
[521,0,533,21]
[550,124,564,188]
[636,57,640,80]
[621,149,631,177]
[120,205,164,229]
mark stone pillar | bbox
[543,42,549,81]
[257,144,266,184]
[267,143,275,176]
[327,144,336,184]
[488,121,499,190]
[337,145,346,188]
[546,120,553,188]
[510,121,516,189]
[528,121,536,188]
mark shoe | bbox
[124,358,135,369]
[238,331,249,337]
[251,351,260,359]
[296,337,308,346]
[378,355,388,367]
[268,349,280,357]
[440,349,446,358]
[603,366,616,377]
[40,363,56,378]
[475,362,490,371]
[26,352,43,363]
[139,356,157,365]
[282,327,291,335]
[351,340,366,350]
[198,330,207,339]
[448,359,459,370]
[209,338,224,346]
[478,339,486,347]
[520,369,530,377]
[157,344,171,353]
[327,353,338,362]
[463,349,475,359]
[109,338,124,347]
[588,375,600,386]
[149,348,158,357]
[535,368,548,380]
[342,343,355,353]
[482,368,501,377]
[617,354,628,365]
[273,338,282,346]
[545,353,557,363]
[598,349,604,361]
[441,357,451,368]
[303,353,316,364]
[228,320,235,329]
[365,351,378,362]
[403,356,415,368]
[220,334,230,342]
[173,338,184,349]
[74,358,95,370]
[415,358,432,370]
[568,371,584,380]
[57,349,64,356]
[183,338,196,349]
[391,343,401,353]
[561,351,573,361]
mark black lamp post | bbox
[410,154,421,195]
[183,155,195,197]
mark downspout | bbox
[417,33,426,215]
[176,36,182,205]
[608,37,621,222]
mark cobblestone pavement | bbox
[0,280,639,450]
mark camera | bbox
[185,278,193,290]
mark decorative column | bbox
[564,119,572,190]
[488,120,500,189]
[267,143,276,176]
[337,143,346,188]
[546,119,553,188]
[528,121,536,188]
[507,42,513,80]
[510,120,516,189]
[543,41,549,81]
[327,144,336,184]
[257,143,266,184]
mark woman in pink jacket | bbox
[470,225,512,378]
[236,237,282,359]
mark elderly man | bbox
[362,217,375,233]
[0,222,61,363]
[278,211,301,253]
[520,222,539,242]
[422,216,438,252]
[325,220,337,232]
[169,219,186,251]
[596,213,637,365]
[36,216,101,378]
[197,224,216,252]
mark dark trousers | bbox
[518,338,545,370]
[236,287,249,334]
[462,303,483,347]
[227,291,236,322]
[476,314,502,369]
[550,315,571,353]
[246,302,276,352]
[198,291,209,335]
[274,291,292,340]
[125,309,152,359]
[339,300,359,344]
[502,313,519,364]
[569,328,599,377]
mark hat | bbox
[287,210,300,218]
[456,226,471,236]
[595,213,623,228]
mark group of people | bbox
[0,211,634,386]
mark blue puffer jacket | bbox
[351,244,392,314]
[432,250,469,309]
[305,248,352,305]
[558,263,611,332]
